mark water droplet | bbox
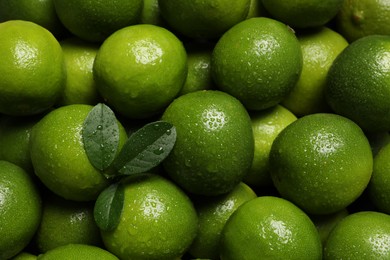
[97,125,103,130]
[166,129,171,135]
[153,147,164,155]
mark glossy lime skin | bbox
[158,0,251,39]
[269,113,373,215]
[0,161,42,259]
[101,173,198,260]
[188,182,257,259]
[262,0,344,28]
[220,196,322,260]
[161,90,254,196]
[324,211,390,259]
[34,195,102,253]
[0,20,65,116]
[30,104,127,201]
[211,17,302,111]
[53,0,143,42]
[93,24,187,119]
[326,35,390,132]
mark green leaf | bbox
[113,121,176,176]
[82,103,120,171]
[93,182,124,231]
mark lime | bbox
[246,0,269,19]
[211,17,303,111]
[261,0,344,28]
[29,104,128,201]
[58,37,101,106]
[309,208,349,245]
[101,173,198,260]
[188,182,257,259]
[0,115,41,174]
[0,20,65,116]
[244,105,297,188]
[34,194,102,253]
[93,24,187,119]
[158,0,250,39]
[161,90,254,196]
[326,35,390,132]
[36,244,118,260]
[11,252,37,260]
[368,141,390,214]
[269,113,373,215]
[0,161,42,259]
[220,196,322,259]
[140,0,166,26]
[324,211,390,259]
[178,42,215,96]
[53,0,143,42]
[336,0,390,42]
[0,0,68,38]
[282,27,349,117]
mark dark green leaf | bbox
[93,182,124,231]
[82,103,120,171]
[113,121,176,176]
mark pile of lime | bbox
[2,0,390,259]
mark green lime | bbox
[0,20,65,116]
[36,244,118,260]
[159,0,250,39]
[93,24,187,119]
[29,104,128,201]
[140,0,166,26]
[326,35,390,133]
[246,0,269,19]
[161,90,254,196]
[0,161,42,259]
[57,37,101,106]
[244,105,297,188]
[282,27,349,117]
[220,196,322,259]
[211,17,303,111]
[188,182,257,259]
[324,211,390,259]
[261,0,344,28]
[368,141,390,214]
[34,194,102,253]
[53,0,143,42]
[0,0,68,38]
[309,208,349,245]
[0,115,41,174]
[101,173,198,260]
[11,252,37,260]
[179,42,215,96]
[336,0,390,42]
[269,113,373,215]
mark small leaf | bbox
[94,182,124,231]
[113,121,176,176]
[82,103,120,171]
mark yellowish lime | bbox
[58,37,101,106]
[282,27,348,116]
[244,105,297,188]
[0,20,65,116]
[93,24,187,119]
